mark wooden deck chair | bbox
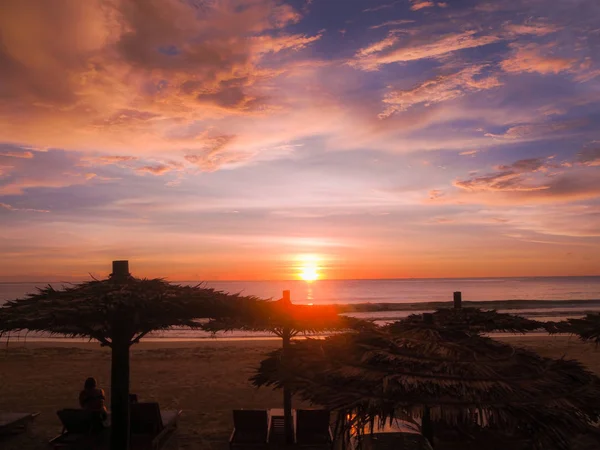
[229,409,269,450]
[0,412,40,436]
[129,402,182,450]
[49,409,107,449]
[295,409,333,448]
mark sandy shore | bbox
[1,336,599,450]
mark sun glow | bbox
[297,254,321,282]
[300,265,319,281]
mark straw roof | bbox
[253,321,600,449]
[397,307,542,334]
[0,276,261,346]
[203,296,365,337]
[555,313,600,345]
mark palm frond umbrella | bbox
[398,292,542,335]
[204,290,365,444]
[549,313,600,344]
[398,307,542,334]
[252,318,600,449]
[0,260,263,450]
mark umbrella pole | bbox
[422,406,433,447]
[421,313,434,447]
[282,326,294,444]
[110,338,131,450]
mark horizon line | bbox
[1,274,600,284]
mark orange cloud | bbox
[369,20,415,30]
[379,66,502,118]
[484,119,588,141]
[353,31,500,70]
[501,43,576,74]
[0,0,321,163]
[502,22,560,37]
[577,148,600,166]
[0,151,34,159]
[410,1,435,11]
[448,155,600,205]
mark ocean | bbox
[2,277,600,340]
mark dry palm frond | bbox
[396,308,542,335]
[0,277,263,346]
[202,296,367,337]
[560,313,600,345]
[253,322,600,450]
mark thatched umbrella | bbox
[204,290,364,444]
[0,260,262,450]
[546,313,600,344]
[399,292,542,335]
[252,318,600,449]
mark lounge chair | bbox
[0,412,39,435]
[129,402,182,450]
[295,409,333,448]
[49,409,107,449]
[229,409,270,449]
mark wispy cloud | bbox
[410,0,435,11]
[369,20,415,30]
[448,151,600,204]
[484,119,588,141]
[353,31,500,70]
[501,43,576,75]
[379,65,502,118]
[0,151,33,159]
[363,2,398,13]
[1,203,50,213]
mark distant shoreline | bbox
[1,275,600,284]
[336,298,600,313]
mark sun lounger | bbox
[230,409,270,449]
[295,409,333,448]
[129,402,182,450]
[49,409,107,449]
[0,412,39,435]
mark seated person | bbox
[79,377,108,421]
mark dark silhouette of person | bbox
[79,377,108,421]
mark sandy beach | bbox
[1,336,599,450]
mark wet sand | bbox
[0,336,598,450]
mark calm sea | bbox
[4,277,600,305]
[1,277,599,340]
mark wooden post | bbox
[281,290,294,444]
[422,313,433,445]
[453,291,462,309]
[111,260,130,280]
[109,260,132,450]
[110,336,131,450]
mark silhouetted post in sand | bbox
[421,313,434,445]
[454,291,462,309]
[0,260,263,450]
[110,260,131,450]
[281,290,294,444]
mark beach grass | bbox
[0,336,598,450]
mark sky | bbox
[1,0,600,281]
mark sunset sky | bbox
[1,0,599,281]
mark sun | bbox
[300,265,319,282]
